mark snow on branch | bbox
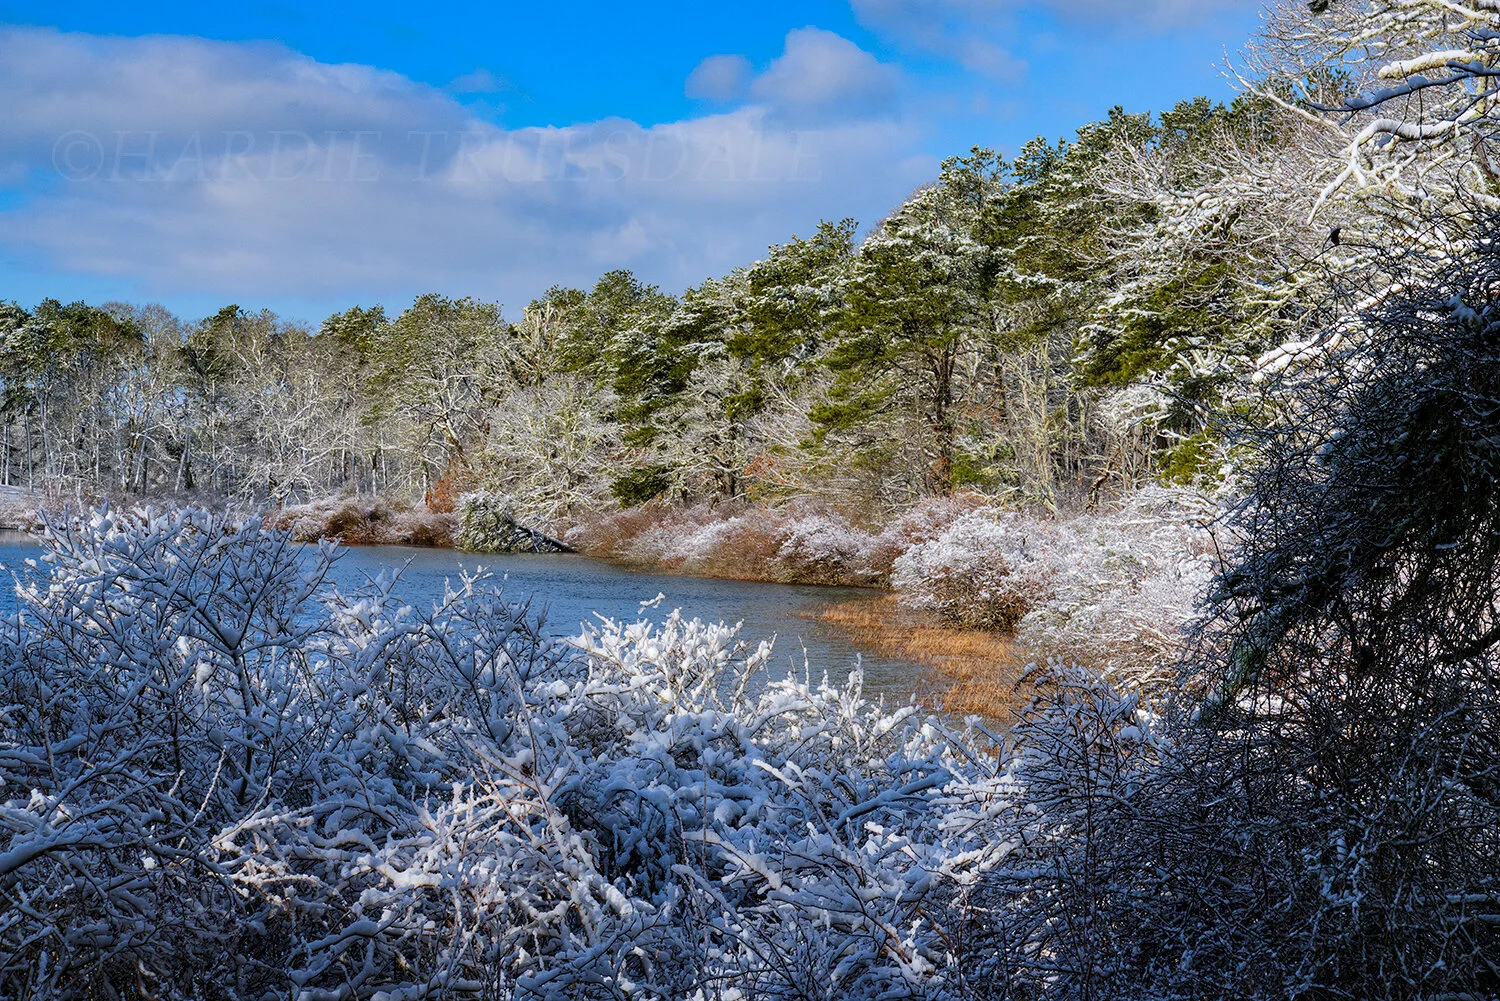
[0,504,1165,998]
[1258,0,1500,209]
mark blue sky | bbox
[0,0,1262,321]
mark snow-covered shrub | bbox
[0,505,577,992]
[934,664,1176,992]
[569,502,885,586]
[568,502,729,566]
[889,489,1217,675]
[0,489,39,533]
[628,504,757,570]
[892,510,1060,630]
[0,507,349,992]
[862,492,988,584]
[273,494,456,546]
[1015,487,1217,677]
[0,504,1010,998]
[770,510,880,585]
[561,500,665,556]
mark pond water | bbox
[0,534,928,700]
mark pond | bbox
[0,534,930,701]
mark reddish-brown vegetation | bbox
[272,495,456,547]
[809,595,1031,722]
[566,494,988,587]
[423,464,475,514]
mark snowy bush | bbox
[10,501,1458,1000]
[770,510,880,585]
[892,510,1061,631]
[273,494,456,546]
[891,489,1217,674]
[1016,487,1217,677]
[0,505,1023,998]
[858,493,989,584]
[627,505,751,569]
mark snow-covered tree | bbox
[1254,0,1500,215]
[816,152,1002,497]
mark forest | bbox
[4,1,1500,998]
[0,95,1305,522]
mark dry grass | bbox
[808,595,1034,722]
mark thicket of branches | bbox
[0,505,1163,999]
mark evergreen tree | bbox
[814,153,1001,495]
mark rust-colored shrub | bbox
[566,501,884,586]
[566,502,682,560]
[423,465,474,515]
[272,496,456,547]
[863,492,988,584]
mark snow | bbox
[0,502,1237,995]
[891,489,1217,675]
[0,505,1123,995]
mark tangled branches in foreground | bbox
[0,506,1165,1000]
[1179,230,1500,998]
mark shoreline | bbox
[5,497,1041,721]
[581,552,891,589]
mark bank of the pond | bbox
[5,493,1060,716]
[275,493,987,589]
[327,546,1025,718]
[10,490,1203,718]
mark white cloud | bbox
[0,30,460,160]
[749,27,903,121]
[0,28,935,311]
[685,54,752,102]
[850,0,1025,79]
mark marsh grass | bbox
[809,595,1031,721]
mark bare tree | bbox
[1251,0,1500,216]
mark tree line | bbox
[3,87,1345,524]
